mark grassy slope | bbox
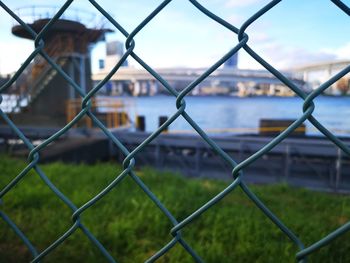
[0,156,350,263]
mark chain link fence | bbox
[1,0,350,262]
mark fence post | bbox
[159,116,168,132]
[195,143,201,174]
[284,144,291,182]
[335,148,342,191]
[136,115,145,132]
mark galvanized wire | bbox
[0,0,350,262]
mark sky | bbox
[0,0,350,75]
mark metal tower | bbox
[8,6,112,127]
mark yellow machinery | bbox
[66,97,136,129]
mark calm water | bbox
[123,96,350,136]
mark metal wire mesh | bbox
[1,0,350,262]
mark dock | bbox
[1,125,349,193]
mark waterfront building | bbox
[224,53,238,69]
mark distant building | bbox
[224,53,238,69]
[100,40,128,72]
[97,40,129,95]
[106,40,124,57]
[98,59,105,70]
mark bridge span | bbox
[93,67,306,96]
[292,60,350,95]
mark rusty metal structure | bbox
[7,6,112,127]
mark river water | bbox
[2,94,349,136]
[121,95,350,137]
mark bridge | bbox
[92,67,306,97]
[292,60,350,95]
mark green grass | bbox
[0,156,350,263]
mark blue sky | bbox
[0,0,349,74]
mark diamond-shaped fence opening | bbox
[129,1,239,73]
[1,0,350,262]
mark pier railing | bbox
[1,1,350,262]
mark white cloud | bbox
[237,37,340,70]
[248,43,337,70]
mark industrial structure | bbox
[2,7,130,128]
